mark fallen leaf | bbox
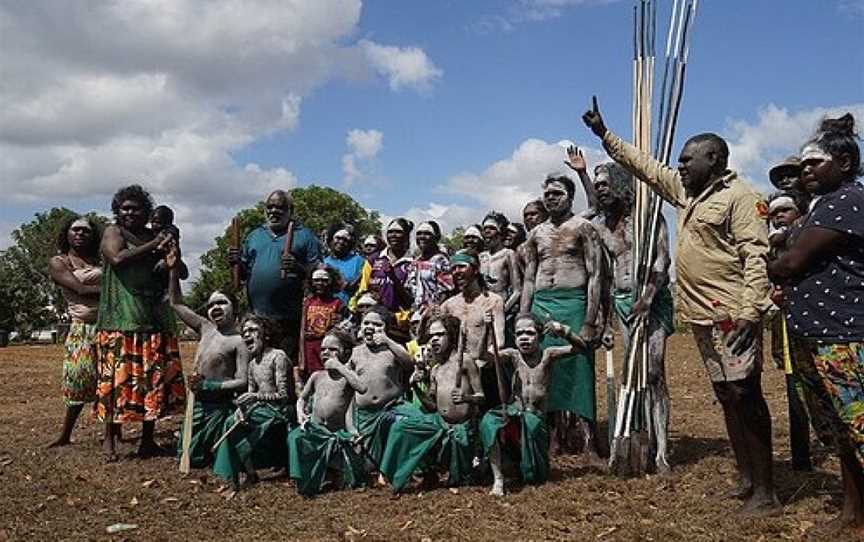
[105,523,138,534]
[399,520,413,531]
[141,479,157,488]
[46,495,58,501]
[597,526,618,539]
[130,497,139,506]
[189,479,201,485]
[449,488,459,495]
[161,497,179,504]
[223,490,236,501]
[0,457,13,466]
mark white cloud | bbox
[384,138,607,237]
[474,0,621,32]
[342,129,383,185]
[360,40,443,92]
[0,1,441,280]
[724,103,864,192]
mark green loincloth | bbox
[287,422,368,496]
[212,402,295,483]
[176,400,234,469]
[531,287,595,419]
[379,411,476,491]
[479,404,549,484]
[354,400,420,468]
[612,286,675,336]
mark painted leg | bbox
[648,327,671,474]
[489,440,504,496]
[48,404,84,448]
[102,420,118,461]
[579,417,606,469]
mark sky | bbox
[1,0,862,281]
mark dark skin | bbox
[584,97,777,511]
[100,198,171,460]
[330,231,362,296]
[227,190,299,278]
[767,150,863,532]
[47,222,101,448]
[582,96,756,356]
[378,226,413,308]
[523,205,548,232]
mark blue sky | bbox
[1,0,862,278]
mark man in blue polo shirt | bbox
[228,190,322,359]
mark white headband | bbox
[800,143,831,162]
[387,220,404,233]
[70,218,92,230]
[416,222,435,235]
[312,269,330,280]
[464,225,482,238]
[334,229,351,239]
[363,235,377,246]
[769,196,796,214]
[482,219,500,231]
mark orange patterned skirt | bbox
[94,331,186,424]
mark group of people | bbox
[46,105,863,532]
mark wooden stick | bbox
[230,216,241,291]
[280,220,295,280]
[487,317,508,423]
[605,348,616,448]
[179,387,195,474]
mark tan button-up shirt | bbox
[603,131,772,324]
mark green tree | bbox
[188,185,381,310]
[0,208,108,335]
[442,226,465,254]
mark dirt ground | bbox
[0,335,855,541]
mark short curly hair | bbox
[111,184,154,218]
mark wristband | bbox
[200,379,222,392]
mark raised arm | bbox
[48,256,99,297]
[541,320,588,366]
[100,224,166,268]
[380,332,415,371]
[564,145,598,212]
[324,357,368,395]
[166,250,206,332]
[583,98,686,208]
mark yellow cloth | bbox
[603,131,772,324]
[348,260,373,311]
[781,316,793,375]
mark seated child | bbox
[288,328,369,496]
[379,308,483,492]
[479,313,586,495]
[350,305,418,470]
[212,315,295,489]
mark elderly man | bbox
[228,190,322,361]
[520,174,604,462]
[583,101,778,514]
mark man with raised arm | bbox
[567,155,676,474]
[583,99,778,514]
[519,173,604,463]
[167,249,249,468]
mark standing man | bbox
[573,159,675,474]
[520,174,604,462]
[228,190,322,361]
[480,212,522,345]
[583,101,778,514]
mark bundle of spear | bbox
[609,0,698,476]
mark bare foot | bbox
[724,481,754,500]
[135,441,172,459]
[47,437,71,448]
[737,493,781,517]
[490,480,504,496]
[102,437,119,462]
[656,458,674,477]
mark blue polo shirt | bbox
[324,251,367,305]
[242,224,322,320]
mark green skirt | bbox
[354,400,420,467]
[531,287,595,419]
[379,411,476,491]
[212,402,294,483]
[287,422,368,496]
[176,400,234,469]
[479,404,549,484]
